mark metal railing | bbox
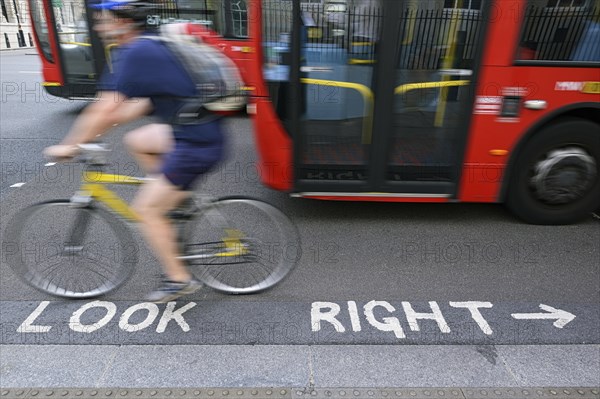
[520,6,600,61]
[262,4,485,70]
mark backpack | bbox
[143,23,247,124]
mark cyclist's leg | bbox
[123,123,174,175]
[132,176,192,283]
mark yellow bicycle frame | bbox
[79,171,145,222]
[77,170,247,257]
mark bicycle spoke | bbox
[38,261,65,282]
[8,201,137,298]
[79,262,113,281]
[45,270,67,293]
[181,198,298,293]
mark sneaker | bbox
[145,277,203,303]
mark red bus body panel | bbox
[459,0,600,202]
[30,0,64,85]
[248,0,599,201]
[29,0,598,203]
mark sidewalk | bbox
[0,47,37,54]
[0,46,34,50]
[1,344,599,389]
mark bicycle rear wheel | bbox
[4,200,137,298]
[180,197,300,294]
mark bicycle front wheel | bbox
[4,200,137,298]
[181,197,300,294]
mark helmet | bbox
[91,0,158,27]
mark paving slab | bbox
[310,345,518,387]
[100,345,311,387]
[2,345,599,389]
[497,345,600,387]
[0,345,119,387]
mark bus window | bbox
[29,0,53,61]
[54,0,95,82]
[167,0,249,39]
[518,0,600,62]
[230,0,248,37]
[388,1,484,182]
[300,1,381,181]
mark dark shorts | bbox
[161,140,224,190]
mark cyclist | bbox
[43,0,225,302]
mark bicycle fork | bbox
[62,193,94,255]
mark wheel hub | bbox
[531,147,597,204]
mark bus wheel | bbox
[507,118,600,225]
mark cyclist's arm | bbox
[44,91,151,159]
[61,91,152,146]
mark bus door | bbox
[34,0,252,99]
[292,0,490,196]
[42,0,103,97]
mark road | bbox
[0,50,599,393]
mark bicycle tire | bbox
[180,197,300,294]
[3,200,137,298]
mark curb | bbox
[0,387,599,399]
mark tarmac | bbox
[0,43,598,398]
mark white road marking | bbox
[45,162,57,166]
[19,301,197,335]
[156,302,196,333]
[10,182,26,188]
[311,301,577,340]
[17,301,52,333]
[70,301,118,333]
[15,300,580,339]
[364,301,405,339]
[311,302,345,332]
[347,301,362,332]
[119,303,160,332]
[402,301,450,333]
[511,304,576,328]
[449,301,494,335]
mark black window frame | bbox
[513,0,600,67]
[443,0,483,10]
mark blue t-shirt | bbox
[99,36,223,144]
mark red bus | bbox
[28,0,600,224]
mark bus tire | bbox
[506,117,600,225]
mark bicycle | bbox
[3,143,300,298]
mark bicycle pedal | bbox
[167,199,197,220]
[167,210,194,220]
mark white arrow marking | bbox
[511,304,576,328]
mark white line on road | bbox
[9,182,26,188]
[511,304,576,328]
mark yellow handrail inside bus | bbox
[435,5,462,127]
[395,80,470,127]
[394,80,470,95]
[348,59,376,65]
[301,78,374,144]
[61,41,92,47]
[105,43,119,73]
[299,80,470,145]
